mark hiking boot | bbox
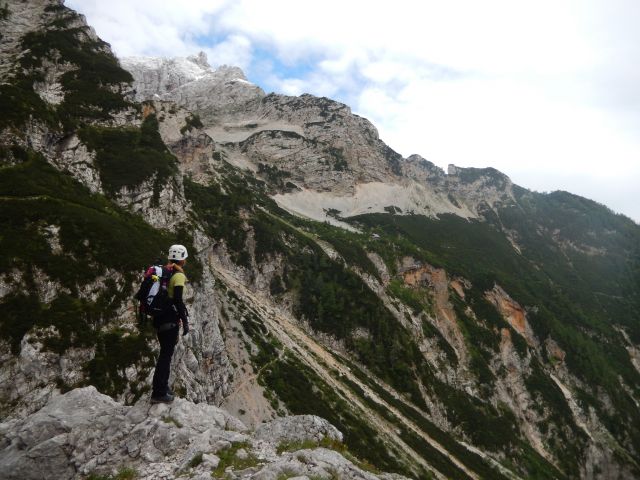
[150,393,174,404]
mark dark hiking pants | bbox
[152,323,179,397]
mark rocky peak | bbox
[403,154,446,182]
[443,164,516,213]
[187,50,210,69]
[121,54,211,99]
[121,54,264,112]
[448,163,512,187]
[0,0,95,81]
[212,64,250,82]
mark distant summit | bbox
[121,53,522,225]
[122,53,263,112]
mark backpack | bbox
[134,264,175,319]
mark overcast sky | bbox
[68,0,640,222]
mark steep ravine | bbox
[208,231,526,480]
[216,266,460,479]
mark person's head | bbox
[168,244,188,266]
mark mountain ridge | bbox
[123,51,636,225]
[1,1,639,479]
[124,52,638,236]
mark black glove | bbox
[182,322,190,336]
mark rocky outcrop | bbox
[400,261,468,365]
[122,53,265,121]
[485,284,538,347]
[545,338,566,365]
[0,387,406,480]
[254,415,342,444]
[0,0,235,417]
[0,0,97,80]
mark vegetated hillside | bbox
[349,206,640,462]
[0,0,221,409]
[1,1,639,480]
[192,167,640,478]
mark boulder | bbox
[254,414,343,444]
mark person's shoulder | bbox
[172,271,187,285]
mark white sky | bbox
[68,0,640,222]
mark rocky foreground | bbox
[0,387,406,480]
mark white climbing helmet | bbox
[168,244,189,260]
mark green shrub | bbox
[351,210,640,458]
[44,4,66,13]
[179,114,203,134]
[289,250,427,405]
[0,154,175,276]
[161,416,183,428]
[0,81,57,130]
[257,162,291,190]
[187,452,203,468]
[387,278,424,313]
[325,146,348,171]
[239,310,280,369]
[339,354,520,479]
[0,153,188,395]
[84,329,155,399]
[250,213,289,263]
[213,442,260,477]
[184,177,254,267]
[78,115,178,198]
[86,466,137,480]
[276,436,347,455]
[524,360,588,473]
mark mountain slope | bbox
[123,51,640,478]
[1,2,639,479]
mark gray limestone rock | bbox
[201,452,220,469]
[0,387,405,480]
[254,415,343,444]
[0,387,247,479]
[252,447,388,480]
[121,54,265,120]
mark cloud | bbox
[206,34,253,70]
[68,0,230,56]
[67,0,640,221]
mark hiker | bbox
[151,244,190,404]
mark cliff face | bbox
[122,54,265,121]
[1,1,640,479]
[0,0,240,418]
